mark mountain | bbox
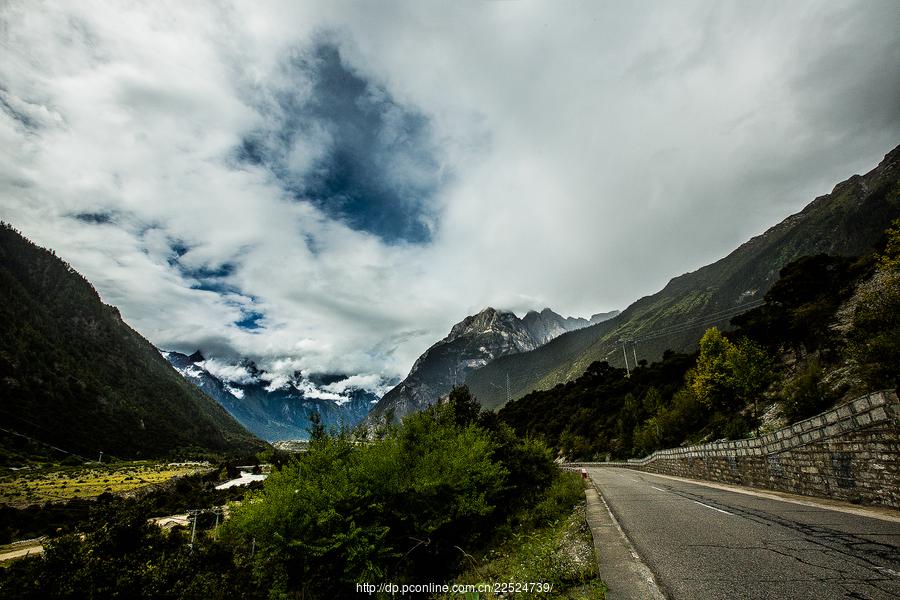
[590,310,620,324]
[0,223,266,461]
[163,351,378,442]
[467,145,900,409]
[369,306,602,420]
[522,307,618,345]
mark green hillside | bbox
[499,222,900,460]
[0,224,267,462]
[469,145,900,409]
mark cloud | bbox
[1,1,898,387]
[198,359,259,386]
[234,39,445,244]
[322,374,394,398]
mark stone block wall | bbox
[567,389,900,508]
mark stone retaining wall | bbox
[567,389,900,508]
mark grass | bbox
[437,474,606,599]
[0,461,211,506]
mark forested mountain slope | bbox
[0,224,266,461]
[469,145,900,409]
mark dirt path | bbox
[0,539,44,563]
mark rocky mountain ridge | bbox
[164,351,379,441]
[369,306,615,421]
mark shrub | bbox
[221,397,550,597]
[781,357,834,423]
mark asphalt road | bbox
[586,467,900,600]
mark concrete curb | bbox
[584,482,667,600]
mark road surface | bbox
[586,467,900,600]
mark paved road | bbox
[586,467,900,600]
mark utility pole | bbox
[621,342,630,376]
[505,373,511,404]
[632,341,638,369]
[98,451,103,464]
[189,509,201,553]
[755,397,760,438]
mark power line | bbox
[187,507,225,553]
[609,300,765,370]
[633,311,754,344]
[628,300,764,344]
[634,300,764,339]
[490,372,512,403]
[505,373,511,404]
[0,424,91,462]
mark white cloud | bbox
[223,383,245,400]
[198,360,259,385]
[290,379,345,402]
[322,374,394,398]
[1,1,897,385]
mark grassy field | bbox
[0,461,211,506]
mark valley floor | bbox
[0,461,212,507]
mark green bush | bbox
[781,357,836,423]
[221,393,557,597]
[520,471,584,529]
[0,496,254,600]
[0,388,563,600]
[848,219,900,389]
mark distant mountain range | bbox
[4,142,896,454]
[163,351,380,441]
[0,223,266,461]
[368,307,618,420]
[466,144,900,409]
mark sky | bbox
[1,1,898,391]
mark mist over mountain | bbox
[522,308,619,345]
[4,2,897,391]
[369,307,611,421]
[466,145,900,409]
[1,4,898,597]
[163,351,385,441]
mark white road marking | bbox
[651,486,666,492]
[693,500,733,515]
[608,468,900,523]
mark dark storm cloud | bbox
[1,1,897,388]
[73,211,116,225]
[236,40,443,244]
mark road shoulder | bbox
[583,483,666,600]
